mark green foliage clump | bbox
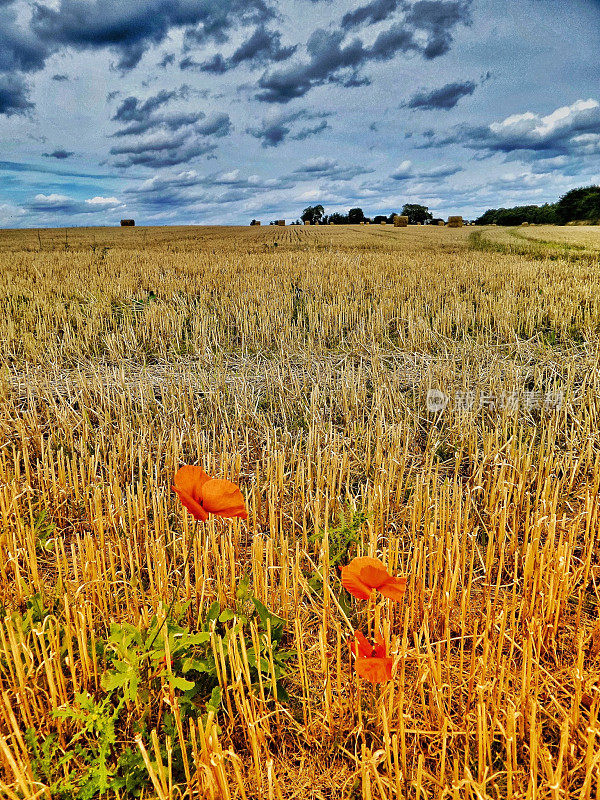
[555,185,600,224]
[476,203,558,225]
[475,184,600,225]
[22,588,292,799]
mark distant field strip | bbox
[471,223,600,259]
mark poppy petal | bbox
[355,656,393,683]
[173,487,209,521]
[340,566,373,600]
[359,563,393,590]
[200,479,248,520]
[372,642,387,659]
[351,630,374,658]
[174,465,211,502]
[379,576,407,603]
[348,556,387,575]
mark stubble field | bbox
[1,223,600,799]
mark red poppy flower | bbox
[173,465,248,521]
[341,556,407,602]
[350,630,393,684]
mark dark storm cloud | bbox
[0,3,48,73]
[181,1,275,49]
[405,0,471,57]
[0,73,33,116]
[195,113,231,137]
[111,138,218,168]
[43,149,74,159]
[341,0,404,30]
[112,88,183,123]
[404,80,476,110]
[110,131,194,154]
[368,24,415,59]
[419,99,600,158]
[109,87,216,139]
[109,112,231,167]
[256,29,370,103]
[31,0,275,72]
[0,0,276,116]
[256,2,471,103]
[111,112,204,137]
[182,53,227,73]
[230,26,296,66]
[247,109,330,147]
[181,26,295,73]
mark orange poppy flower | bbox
[350,630,393,684]
[173,465,248,521]
[341,556,406,602]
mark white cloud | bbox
[33,193,72,206]
[85,196,122,206]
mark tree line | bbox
[475,185,600,225]
[297,204,441,225]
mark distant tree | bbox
[386,212,399,224]
[475,203,558,225]
[534,204,558,224]
[475,184,600,226]
[556,186,600,223]
[401,204,432,224]
[250,219,259,226]
[348,207,365,224]
[301,204,325,224]
[373,215,387,224]
[327,212,348,224]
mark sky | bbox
[1,0,600,227]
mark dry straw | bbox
[0,223,600,798]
